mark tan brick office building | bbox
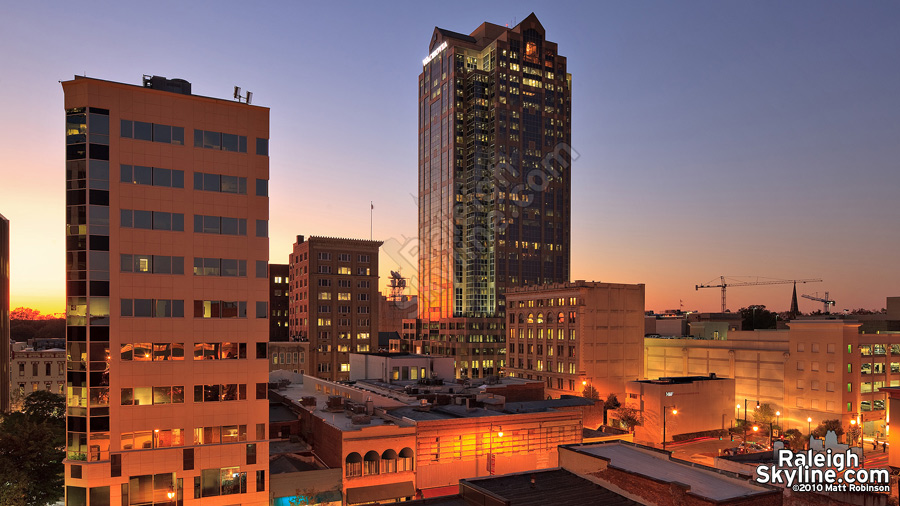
[62,75,270,505]
[288,235,381,381]
[505,281,645,399]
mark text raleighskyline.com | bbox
[755,449,890,492]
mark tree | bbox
[582,385,599,400]
[847,424,862,446]
[739,305,777,330]
[751,404,776,425]
[614,406,643,432]
[811,419,844,440]
[0,392,65,506]
[23,391,65,425]
[9,307,60,321]
[784,428,806,451]
[603,393,621,426]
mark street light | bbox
[807,417,813,450]
[663,406,678,451]
[743,399,759,443]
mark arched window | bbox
[558,312,565,324]
[364,450,380,476]
[527,313,534,324]
[536,312,544,324]
[345,452,362,477]
[399,447,414,472]
[381,449,398,473]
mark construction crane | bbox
[695,276,822,313]
[802,292,835,314]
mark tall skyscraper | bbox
[0,212,9,413]
[62,75,270,505]
[407,14,572,379]
[288,235,381,381]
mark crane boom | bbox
[695,277,822,313]
[801,292,835,314]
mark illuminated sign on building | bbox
[422,41,449,66]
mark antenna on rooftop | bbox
[233,85,253,104]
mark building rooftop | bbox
[568,442,774,501]
[505,395,595,412]
[389,404,508,421]
[270,454,321,474]
[435,27,477,43]
[271,377,412,432]
[269,404,298,423]
[407,469,641,506]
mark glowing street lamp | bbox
[663,406,678,451]
[807,417,813,449]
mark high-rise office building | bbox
[0,212,9,413]
[406,14,572,378]
[287,235,381,381]
[62,75,270,505]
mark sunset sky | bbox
[1,1,898,315]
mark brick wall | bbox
[588,466,782,506]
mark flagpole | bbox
[370,201,373,240]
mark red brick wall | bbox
[588,467,782,506]
[483,382,544,402]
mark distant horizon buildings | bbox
[406,13,572,379]
[62,75,270,504]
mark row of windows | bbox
[859,344,899,356]
[315,344,370,353]
[193,384,253,403]
[315,252,371,262]
[120,256,255,277]
[194,300,268,319]
[512,344,576,357]
[193,215,248,235]
[194,257,248,277]
[510,328,576,340]
[120,386,184,405]
[292,318,371,327]
[120,299,184,318]
[119,299,270,319]
[121,165,185,188]
[509,311,577,324]
[512,297,578,308]
[120,210,267,236]
[121,254,184,274]
[121,120,185,145]
[318,292,369,301]
[345,449,414,478]
[315,305,370,314]
[317,266,371,275]
[120,209,184,231]
[194,171,247,194]
[194,129,247,153]
[315,279,370,288]
[119,342,250,361]
[120,424,253,451]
